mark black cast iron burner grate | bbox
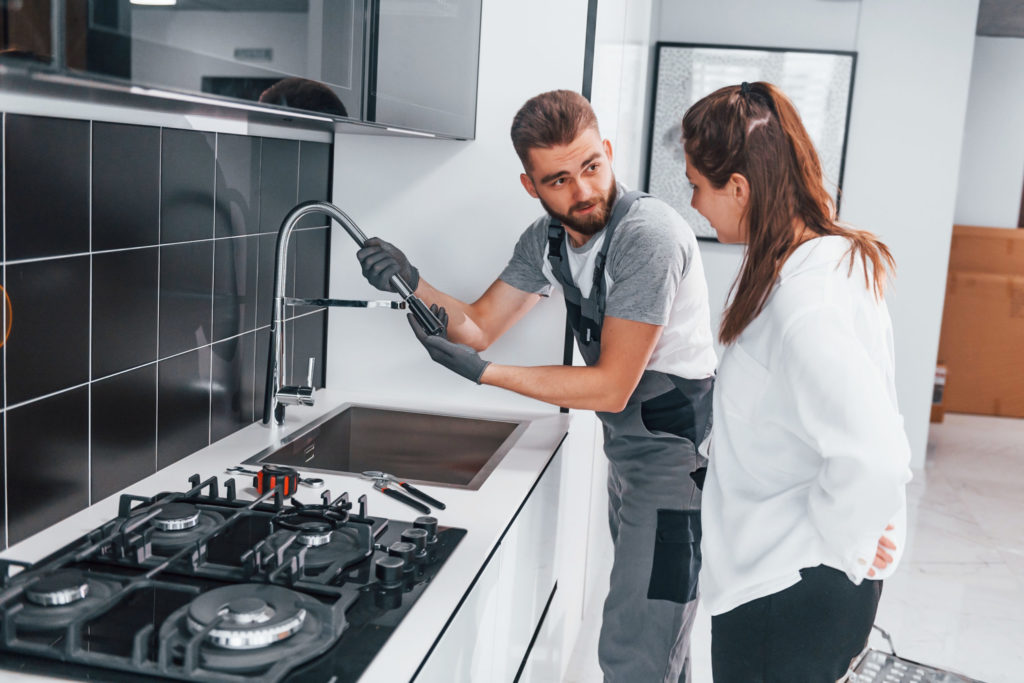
[0,473,465,683]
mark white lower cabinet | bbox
[415,446,564,682]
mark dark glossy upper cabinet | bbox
[0,1,481,140]
[369,0,481,138]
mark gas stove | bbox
[0,473,465,682]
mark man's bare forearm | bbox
[480,363,632,413]
[413,279,541,352]
[413,279,491,349]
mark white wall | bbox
[652,0,979,468]
[954,36,1024,228]
[655,0,861,51]
[840,0,978,468]
[591,0,657,189]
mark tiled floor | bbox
[563,413,1024,682]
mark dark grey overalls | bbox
[547,191,713,682]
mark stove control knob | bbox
[388,541,417,572]
[375,556,405,589]
[401,528,430,565]
[400,528,428,553]
[413,516,438,543]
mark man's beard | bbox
[540,178,617,236]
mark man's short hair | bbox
[510,90,599,171]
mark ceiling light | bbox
[130,0,178,6]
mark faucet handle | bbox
[306,357,316,388]
[276,385,314,407]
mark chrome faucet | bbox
[262,200,443,425]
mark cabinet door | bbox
[30,1,482,139]
[492,447,563,680]
[369,0,482,138]
[414,547,503,683]
[416,446,564,682]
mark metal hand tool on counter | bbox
[360,471,445,514]
[225,464,324,496]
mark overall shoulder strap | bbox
[545,190,651,298]
[591,190,650,296]
[545,218,575,293]
[547,191,650,263]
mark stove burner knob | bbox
[400,528,430,565]
[413,516,438,543]
[388,541,417,574]
[375,555,405,589]
[400,528,428,552]
[414,516,439,561]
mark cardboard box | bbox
[937,226,1024,418]
[946,224,1024,275]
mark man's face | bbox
[520,128,617,238]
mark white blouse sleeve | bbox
[775,303,913,582]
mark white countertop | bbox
[0,389,571,683]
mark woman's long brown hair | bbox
[682,82,894,345]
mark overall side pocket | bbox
[647,508,701,604]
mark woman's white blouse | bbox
[701,235,913,616]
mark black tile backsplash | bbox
[6,387,89,545]
[256,232,277,329]
[293,226,330,298]
[0,127,4,260]
[159,240,214,358]
[213,235,258,343]
[161,128,215,244]
[0,411,6,549]
[1,263,6,410]
[258,137,300,233]
[92,247,159,378]
[297,141,331,229]
[287,310,327,389]
[215,134,261,238]
[157,346,212,470]
[4,256,90,405]
[93,122,160,251]
[254,327,271,424]
[288,226,330,315]
[91,365,157,502]
[5,115,90,261]
[211,332,256,443]
[0,111,332,549]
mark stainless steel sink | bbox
[246,405,526,489]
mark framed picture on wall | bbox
[645,42,857,241]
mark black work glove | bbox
[408,305,490,384]
[356,237,420,293]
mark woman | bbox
[682,81,912,682]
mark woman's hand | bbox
[865,524,897,578]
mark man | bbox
[357,90,716,682]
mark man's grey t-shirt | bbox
[499,186,717,379]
